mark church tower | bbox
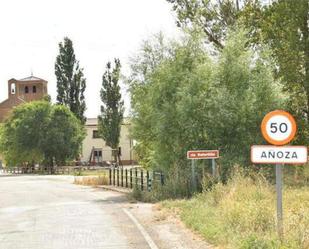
[0,75,48,122]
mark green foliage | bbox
[98,59,124,162]
[43,105,85,165]
[55,37,87,123]
[261,0,309,144]
[163,169,309,248]
[167,0,309,144]
[131,167,192,203]
[128,30,285,180]
[166,0,262,49]
[0,101,85,167]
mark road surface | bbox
[0,175,157,249]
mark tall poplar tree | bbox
[98,59,124,163]
[55,37,86,123]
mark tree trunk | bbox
[113,149,118,166]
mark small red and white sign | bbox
[251,145,308,164]
[187,150,219,159]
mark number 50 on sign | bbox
[261,110,297,146]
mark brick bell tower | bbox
[0,75,48,122]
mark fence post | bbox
[117,168,119,186]
[160,172,165,186]
[130,169,133,188]
[109,168,112,185]
[141,171,144,191]
[113,167,116,185]
[146,171,150,191]
[125,169,128,188]
[135,168,138,189]
[121,168,123,187]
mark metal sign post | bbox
[191,159,196,191]
[187,150,220,191]
[251,110,307,240]
[276,164,283,239]
[211,159,216,177]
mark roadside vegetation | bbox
[73,169,110,177]
[127,1,309,248]
[74,175,109,186]
[163,167,309,249]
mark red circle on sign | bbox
[261,110,297,146]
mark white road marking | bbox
[123,208,159,249]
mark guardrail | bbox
[1,166,165,192]
[1,166,101,175]
[109,167,164,191]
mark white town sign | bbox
[251,110,307,239]
[251,145,308,164]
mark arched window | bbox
[33,85,36,93]
[25,86,29,94]
[11,83,16,94]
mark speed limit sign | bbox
[261,110,297,145]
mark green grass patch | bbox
[162,171,309,249]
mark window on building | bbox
[25,86,29,94]
[92,130,100,138]
[11,83,16,94]
[33,85,37,93]
[93,150,102,157]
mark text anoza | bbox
[261,150,298,159]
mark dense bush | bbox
[128,29,285,182]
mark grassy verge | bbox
[73,169,110,176]
[73,175,109,186]
[162,171,309,249]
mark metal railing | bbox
[109,167,164,191]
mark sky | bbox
[0,0,179,118]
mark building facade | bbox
[0,76,48,122]
[82,118,135,165]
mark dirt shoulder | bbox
[124,202,213,249]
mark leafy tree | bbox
[98,59,124,163]
[128,30,284,180]
[261,0,309,143]
[166,0,262,49]
[0,101,85,168]
[167,0,308,143]
[0,101,50,166]
[127,34,175,167]
[43,105,86,166]
[205,29,285,176]
[55,37,87,123]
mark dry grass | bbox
[163,169,309,249]
[74,175,109,186]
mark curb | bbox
[97,185,132,194]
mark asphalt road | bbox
[0,175,156,249]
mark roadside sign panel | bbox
[187,150,219,159]
[251,145,307,164]
[256,110,305,239]
[261,110,297,146]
